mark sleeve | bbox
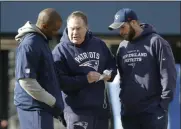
[116,44,124,79]
[52,45,89,91]
[153,37,177,111]
[15,44,40,80]
[19,78,56,107]
[102,41,117,82]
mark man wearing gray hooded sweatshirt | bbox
[14,8,66,129]
[108,8,177,129]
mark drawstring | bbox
[102,70,112,109]
[74,44,78,57]
[103,81,107,109]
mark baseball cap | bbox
[108,8,138,30]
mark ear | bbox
[42,24,48,30]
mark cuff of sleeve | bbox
[107,72,117,82]
[50,98,56,107]
[16,73,37,80]
[160,100,169,112]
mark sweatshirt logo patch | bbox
[122,50,148,65]
[74,52,100,71]
[79,60,99,71]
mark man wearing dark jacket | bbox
[52,11,117,129]
[108,8,177,129]
[14,8,65,129]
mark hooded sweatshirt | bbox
[117,23,176,115]
[14,21,64,112]
[52,28,117,117]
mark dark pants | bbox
[17,108,54,129]
[121,106,168,129]
[64,112,109,129]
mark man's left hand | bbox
[103,75,111,81]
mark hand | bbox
[51,105,67,127]
[51,105,62,118]
[0,120,8,128]
[87,71,101,83]
[103,75,111,81]
[103,70,112,81]
[50,102,63,118]
[57,113,67,127]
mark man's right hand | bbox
[51,104,67,127]
[57,113,67,127]
[87,71,101,83]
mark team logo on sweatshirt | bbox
[79,60,99,71]
[123,50,147,63]
[74,52,100,71]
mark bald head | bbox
[36,8,62,26]
[36,8,62,39]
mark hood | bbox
[15,21,47,42]
[60,28,93,47]
[140,23,157,36]
[133,23,157,41]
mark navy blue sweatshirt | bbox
[117,24,176,115]
[52,29,117,117]
[14,33,64,113]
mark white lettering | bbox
[75,52,100,63]
[83,52,88,59]
[89,52,93,58]
[96,53,100,59]
[124,58,142,63]
[75,57,81,63]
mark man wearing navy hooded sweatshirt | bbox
[52,11,117,129]
[108,8,177,129]
[14,8,65,129]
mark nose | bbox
[119,29,123,35]
[73,29,78,35]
